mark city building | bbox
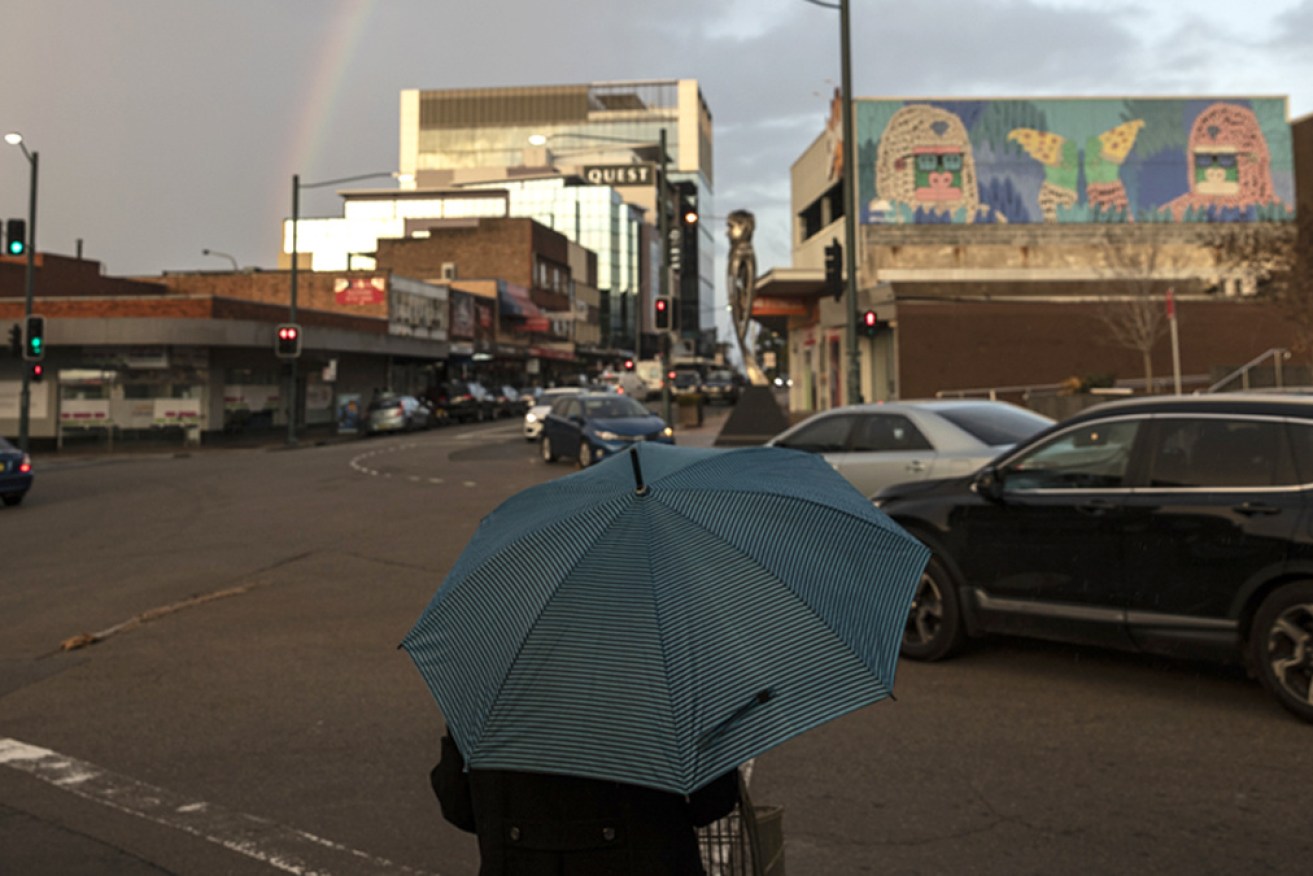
[755,96,1310,413]
[290,79,717,359]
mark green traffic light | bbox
[7,240,21,256]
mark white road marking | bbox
[0,738,439,875]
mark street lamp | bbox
[285,170,394,446]
[528,131,677,425]
[806,0,862,404]
[201,248,239,271]
[5,132,38,453]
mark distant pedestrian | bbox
[432,732,739,875]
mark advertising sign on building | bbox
[334,276,387,305]
[581,164,655,186]
[389,276,449,340]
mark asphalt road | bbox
[2,413,1311,875]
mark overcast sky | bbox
[3,0,1311,291]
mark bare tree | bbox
[1094,236,1173,392]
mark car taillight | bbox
[19,455,32,474]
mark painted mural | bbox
[855,98,1295,225]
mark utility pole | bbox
[839,0,861,405]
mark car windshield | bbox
[935,405,1054,446]
[369,394,402,410]
[584,397,649,419]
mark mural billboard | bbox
[849,97,1295,225]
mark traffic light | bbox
[275,323,302,358]
[861,310,879,338]
[29,362,44,383]
[624,358,635,371]
[6,218,27,256]
[825,239,843,300]
[7,324,19,357]
[654,297,672,331]
[22,314,45,360]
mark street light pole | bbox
[807,0,862,404]
[658,128,673,427]
[838,0,861,405]
[5,133,38,453]
[286,170,393,446]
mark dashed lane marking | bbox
[0,737,440,875]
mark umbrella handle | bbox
[698,689,775,750]
[629,447,648,495]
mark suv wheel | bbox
[577,441,593,468]
[541,435,557,463]
[901,555,967,662]
[1250,582,1313,723]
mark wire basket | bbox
[697,771,784,876]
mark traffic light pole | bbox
[658,129,673,427]
[17,147,38,454]
[839,0,862,405]
[288,174,300,447]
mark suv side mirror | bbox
[973,465,1005,502]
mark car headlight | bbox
[662,427,674,438]
[595,430,621,441]
[525,413,539,424]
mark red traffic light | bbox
[275,323,303,358]
[624,358,635,371]
[861,310,879,338]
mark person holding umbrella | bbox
[430,728,740,873]
[403,443,929,874]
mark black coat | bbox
[431,734,740,875]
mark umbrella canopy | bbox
[402,442,929,796]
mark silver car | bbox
[766,399,1054,497]
[366,394,434,434]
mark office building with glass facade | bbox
[398,79,716,356]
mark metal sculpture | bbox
[727,210,768,386]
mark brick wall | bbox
[896,299,1302,399]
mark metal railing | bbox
[1203,347,1291,394]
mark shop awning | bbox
[498,282,544,319]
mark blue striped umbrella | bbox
[402,442,929,795]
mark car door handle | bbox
[1234,502,1281,516]
[905,460,927,473]
[1078,498,1118,516]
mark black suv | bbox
[875,394,1313,723]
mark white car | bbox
[766,399,1054,497]
[523,387,588,441]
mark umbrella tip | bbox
[629,447,648,496]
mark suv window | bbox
[1148,417,1297,488]
[1002,419,1141,490]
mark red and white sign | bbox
[334,277,386,305]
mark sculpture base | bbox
[714,386,790,447]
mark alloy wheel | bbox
[905,571,944,649]
[1265,601,1313,708]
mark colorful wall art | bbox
[855,98,1295,225]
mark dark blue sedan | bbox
[540,392,674,468]
[0,436,33,507]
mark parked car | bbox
[431,380,494,423]
[540,392,674,467]
[365,394,434,434]
[523,386,588,441]
[0,436,34,507]
[701,369,741,405]
[874,393,1313,723]
[767,399,1054,498]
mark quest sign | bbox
[581,163,655,186]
